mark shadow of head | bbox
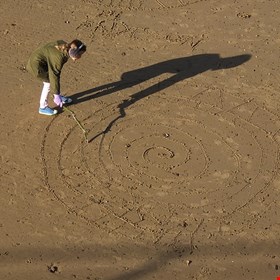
[120,53,251,81]
[212,54,252,70]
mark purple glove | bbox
[53,94,63,107]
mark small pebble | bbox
[48,264,58,273]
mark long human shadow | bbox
[70,53,251,142]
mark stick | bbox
[63,106,88,143]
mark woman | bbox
[26,39,86,116]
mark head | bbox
[68,39,87,61]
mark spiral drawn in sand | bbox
[40,74,280,243]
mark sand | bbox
[1,0,280,279]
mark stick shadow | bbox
[69,53,251,142]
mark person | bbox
[26,39,86,116]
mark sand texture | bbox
[1,1,280,279]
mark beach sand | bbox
[1,1,280,279]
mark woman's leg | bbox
[40,82,50,108]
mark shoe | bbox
[61,96,72,104]
[39,107,58,116]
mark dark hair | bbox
[70,39,87,53]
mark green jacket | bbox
[26,40,69,95]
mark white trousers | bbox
[40,82,51,108]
